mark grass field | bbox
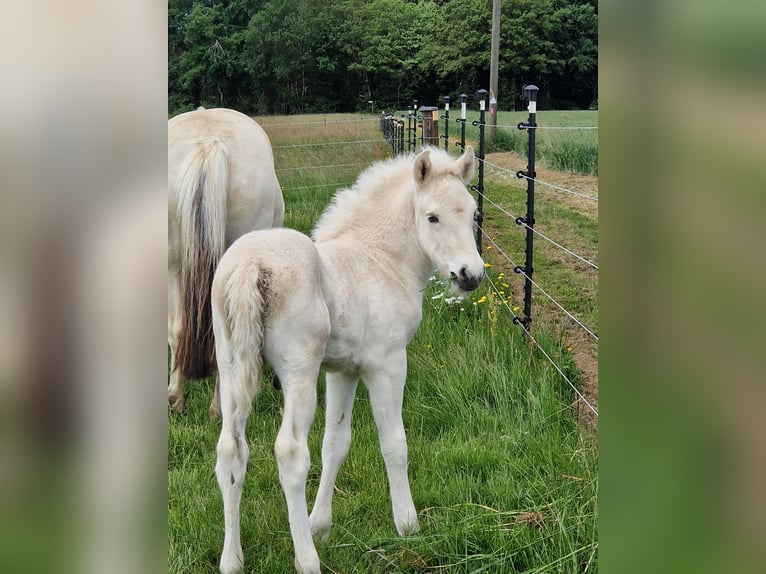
[396,109,598,176]
[168,113,598,573]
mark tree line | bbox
[169,0,597,116]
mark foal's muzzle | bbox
[451,265,484,292]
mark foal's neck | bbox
[364,194,433,291]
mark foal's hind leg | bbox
[272,363,322,574]
[309,371,359,541]
[214,334,256,574]
[365,350,419,536]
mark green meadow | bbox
[168,113,598,573]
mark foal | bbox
[211,147,484,573]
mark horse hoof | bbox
[219,552,244,574]
[396,518,420,537]
[294,556,320,574]
[168,393,185,412]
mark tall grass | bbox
[168,114,597,573]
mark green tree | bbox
[167,0,598,115]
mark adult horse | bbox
[168,107,284,414]
[211,146,484,574]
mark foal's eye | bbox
[427,214,439,224]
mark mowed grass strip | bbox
[168,113,597,573]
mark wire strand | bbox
[479,156,598,201]
[476,189,598,270]
[275,162,369,172]
[281,181,354,192]
[273,138,388,149]
[515,172,599,202]
[483,273,598,416]
[478,223,598,341]
[258,117,379,127]
[472,121,598,131]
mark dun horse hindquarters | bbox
[212,147,483,574]
[167,108,284,414]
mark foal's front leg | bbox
[365,351,419,536]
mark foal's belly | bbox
[320,338,362,374]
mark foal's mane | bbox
[312,148,462,243]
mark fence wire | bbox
[478,223,599,343]
[480,157,598,202]
[500,124,598,130]
[259,117,380,127]
[476,188,598,270]
[267,113,598,418]
[483,272,599,416]
[273,138,389,149]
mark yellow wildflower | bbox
[484,262,491,268]
[512,305,520,313]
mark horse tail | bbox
[175,139,229,380]
[216,262,271,419]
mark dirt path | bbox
[483,151,599,434]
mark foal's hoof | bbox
[168,393,185,412]
[396,518,420,537]
[219,550,244,574]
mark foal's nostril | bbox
[457,265,483,291]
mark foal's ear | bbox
[413,149,432,186]
[458,146,475,183]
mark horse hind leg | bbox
[273,364,322,574]
[168,274,186,412]
[168,339,186,411]
[215,384,250,574]
[212,271,265,574]
[209,373,222,419]
[309,371,359,541]
[214,327,261,574]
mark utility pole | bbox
[488,0,501,142]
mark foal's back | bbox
[213,228,332,377]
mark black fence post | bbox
[514,84,538,329]
[471,89,488,254]
[440,95,450,151]
[455,93,467,152]
[399,114,405,154]
[407,101,414,152]
[382,114,396,155]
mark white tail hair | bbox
[219,262,271,421]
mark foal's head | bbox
[412,147,485,294]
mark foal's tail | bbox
[216,262,270,419]
[175,139,229,380]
